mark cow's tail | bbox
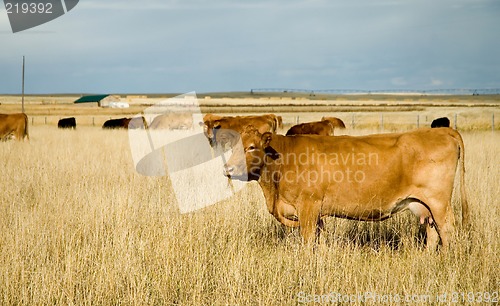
[454,130,469,227]
[23,113,29,141]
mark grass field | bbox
[0,119,498,304]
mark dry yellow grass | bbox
[0,124,498,305]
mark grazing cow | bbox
[431,117,450,128]
[286,117,345,136]
[149,113,193,130]
[102,118,131,129]
[0,113,29,141]
[223,126,468,250]
[201,114,279,147]
[58,117,76,129]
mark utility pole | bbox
[22,55,25,113]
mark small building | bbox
[74,95,120,107]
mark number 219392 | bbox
[5,2,53,14]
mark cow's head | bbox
[199,114,222,147]
[223,126,274,181]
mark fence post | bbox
[45,117,47,125]
[380,114,384,132]
[351,113,355,130]
[93,117,95,126]
[416,114,420,128]
[493,113,495,132]
[296,116,299,124]
[454,113,457,129]
[32,117,34,125]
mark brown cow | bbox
[223,126,468,250]
[201,114,280,147]
[321,116,346,129]
[286,117,345,136]
[0,113,29,141]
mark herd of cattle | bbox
[1,111,465,250]
[1,111,451,141]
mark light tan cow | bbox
[150,113,193,130]
[286,117,346,136]
[223,126,468,250]
[201,114,280,147]
[0,113,29,141]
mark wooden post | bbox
[380,114,384,132]
[351,113,355,130]
[454,113,457,130]
[493,113,495,132]
[416,114,420,128]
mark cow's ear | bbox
[261,132,272,148]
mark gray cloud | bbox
[0,0,499,93]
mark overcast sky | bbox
[1,0,499,94]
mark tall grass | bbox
[0,126,498,305]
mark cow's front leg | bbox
[298,203,322,244]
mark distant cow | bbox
[128,116,147,129]
[286,117,345,136]
[0,113,29,141]
[321,117,346,129]
[58,117,76,129]
[431,117,450,128]
[149,113,193,130]
[102,118,131,129]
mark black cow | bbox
[102,118,131,129]
[431,117,450,128]
[58,117,76,129]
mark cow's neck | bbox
[257,135,287,215]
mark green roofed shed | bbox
[74,95,120,107]
[74,95,109,103]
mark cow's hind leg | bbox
[411,198,456,251]
[428,200,456,251]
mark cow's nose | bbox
[223,164,233,177]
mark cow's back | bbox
[286,121,333,136]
